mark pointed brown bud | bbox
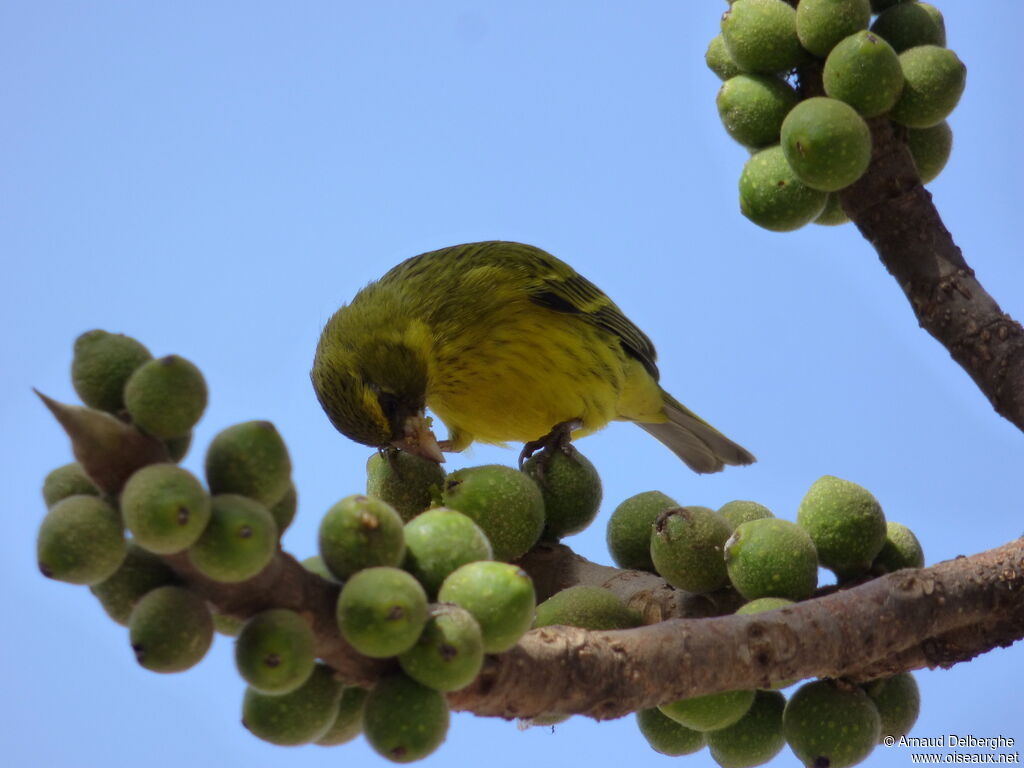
[34,389,168,494]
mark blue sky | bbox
[3,2,1023,767]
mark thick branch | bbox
[518,543,742,622]
[163,550,389,685]
[450,538,1024,719]
[40,390,1024,721]
[166,533,1024,721]
[839,117,1024,432]
[788,58,1024,432]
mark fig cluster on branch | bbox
[710,0,964,232]
[37,328,928,767]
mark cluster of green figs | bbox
[708,0,964,231]
[37,329,925,766]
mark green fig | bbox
[719,500,774,529]
[784,679,881,767]
[889,45,966,128]
[721,0,805,74]
[797,475,887,579]
[120,463,211,555]
[363,674,449,763]
[403,507,492,596]
[129,585,213,673]
[336,566,428,658]
[814,193,851,226]
[319,494,406,580]
[660,689,756,732]
[187,494,277,583]
[268,481,298,534]
[235,609,316,694]
[870,2,945,52]
[398,603,484,692]
[650,506,733,594]
[70,329,151,413]
[38,495,125,585]
[716,74,800,149]
[864,672,920,740]
[366,449,445,522]
[872,521,925,574]
[124,354,207,438]
[823,31,904,117]
[707,690,787,767]
[441,464,544,562]
[796,0,871,59]
[315,686,368,746]
[204,420,292,507]
[739,145,828,231]
[437,560,535,653]
[242,664,343,746]
[781,97,872,191]
[522,448,603,541]
[90,543,179,625]
[636,708,706,756]
[725,518,818,601]
[301,554,339,582]
[706,34,744,80]
[736,596,795,616]
[906,121,952,183]
[213,612,245,637]
[533,585,641,630]
[163,431,192,463]
[42,462,99,508]
[607,490,678,571]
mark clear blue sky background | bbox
[3,3,1022,767]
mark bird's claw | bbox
[379,446,403,474]
[518,419,582,480]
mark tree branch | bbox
[37,390,1019,720]
[449,538,1024,719]
[789,57,1024,432]
[839,111,1024,433]
[517,543,743,622]
[164,531,1024,721]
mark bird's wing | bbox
[388,240,660,379]
[528,269,660,380]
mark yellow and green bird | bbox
[311,241,754,472]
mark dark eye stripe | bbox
[376,390,400,419]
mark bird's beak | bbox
[391,414,445,463]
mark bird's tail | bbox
[636,391,756,474]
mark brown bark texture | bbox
[162,534,1024,721]
[840,117,1024,432]
[787,58,1024,433]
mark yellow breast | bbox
[424,299,664,448]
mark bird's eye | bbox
[365,380,408,438]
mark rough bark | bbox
[517,543,743,622]
[786,59,1024,433]
[163,533,1024,721]
[840,117,1024,432]
[450,538,1024,719]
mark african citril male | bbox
[312,241,754,473]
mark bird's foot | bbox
[379,446,402,474]
[518,419,582,478]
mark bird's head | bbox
[311,306,443,462]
